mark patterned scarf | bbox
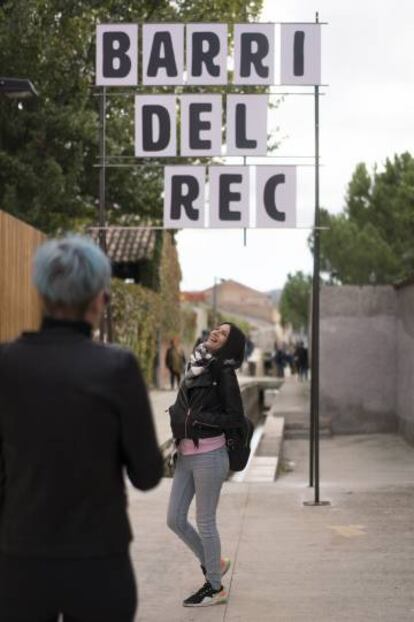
[185,343,214,379]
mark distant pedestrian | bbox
[244,335,254,361]
[296,342,309,381]
[0,236,163,622]
[165,337,186,389]
[275,346,286,378]
[167,323,246,607]
[286,346,296,375]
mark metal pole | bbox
[98,87,107,254]
[98,87,111,342]
[308,67,317,488]
[243,0,248,249]
[312,75,320,501]
[212,277,217,327]
[304,12,330,508]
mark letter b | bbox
[96,25,138,86]
[103,32,131,78]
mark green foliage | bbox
[0,0,264,234]
[111,278,161,384]
[317,153,414,284]
[110,232,182,382]
[279,271,312,331]
[159,231,182,338]
[180,305,197,346]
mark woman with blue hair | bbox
[0,235,163,622]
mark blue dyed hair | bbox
[33,235,111,309]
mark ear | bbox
[84,290,106,327]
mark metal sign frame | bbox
[95,13,328,506]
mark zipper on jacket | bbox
[185,409,191,438]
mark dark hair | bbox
[216,322,246,368]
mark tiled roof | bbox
[90,228,156,264]
[181,291,208,303]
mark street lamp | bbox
[0,77,38,99]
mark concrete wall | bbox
[240,382,262,426]
[396,284,414,444]
[320,286,398,434]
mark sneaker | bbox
[201,557,231,578]
[183,581,227,607]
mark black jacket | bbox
[169,361,245,442]
[0,319,163,558]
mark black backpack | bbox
[225,417,254,472]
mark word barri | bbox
[96,23,321,87]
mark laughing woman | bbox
[167,323,246,607]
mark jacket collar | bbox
[20,317,93,343]
[41,316,92,338]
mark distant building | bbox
[181,291,208,304]
[182,279,287,352]
[203,279,274,323]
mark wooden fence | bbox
[0,210,46,342]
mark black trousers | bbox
[169,371,181,389]
[0,552,137,622]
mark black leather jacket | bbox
[0,320,163,558]
[169,361,245,442]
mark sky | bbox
[176,0,414,293]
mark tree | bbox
[0,0,264,234]
[317,153,414,284]
[279,271,312,332]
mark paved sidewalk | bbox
[149,389,176,446]
[135,379,414,621]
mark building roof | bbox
[181,291,208,303]
[90,227,156,264]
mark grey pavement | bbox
[149,389,176,446]
[136,379,414,621]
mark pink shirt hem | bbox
[179,434,226,456]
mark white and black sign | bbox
[180,95,222,157]
[96,23,322,86]
[164,166,206,228]
[186,23,228,85]
[233,24,275,85]
[96,24,138,86]
[209,166,250,228]
[96,22,322,230]
[142,24,184,86]
[135,94,270,157]
[226,94,268,156]
[280,24,321,85]
[163,166,297,228]
[135,95,176,157]
[255,166,297,228]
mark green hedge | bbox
[110,233,183,384]
[111,278,161,384]
[180,304,197,346]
